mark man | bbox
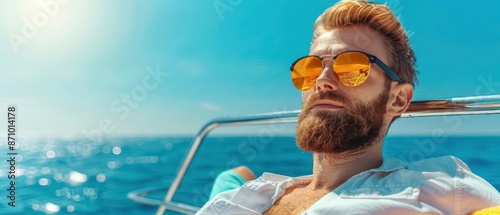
[197,0,500,214]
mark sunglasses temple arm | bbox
[373,59,403,83]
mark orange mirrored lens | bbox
[333,52,370,87]
[292,56,323,90]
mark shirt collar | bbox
[369,157,407,172]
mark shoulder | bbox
[405,156,500,213]
[405,155,497,190]
[405,155,467,175]
[306,157,499,215]
[404,155,498,193]
[374,156,469,185]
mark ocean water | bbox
[1,135,499,214]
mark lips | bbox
[310,100,344,110]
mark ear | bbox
[386,83,413,117]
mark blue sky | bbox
[1,0,499,139]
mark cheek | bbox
[302,90,313,104]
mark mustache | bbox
[303,91,348,112]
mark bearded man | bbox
[197,0,500,214]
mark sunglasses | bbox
[290,51,402,90]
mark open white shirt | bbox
[197,156,500,215]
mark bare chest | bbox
[263,188,329,215]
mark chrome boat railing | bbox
[126,94,500,215]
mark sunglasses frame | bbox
[290,51,403,89]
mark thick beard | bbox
[296,87,389,158]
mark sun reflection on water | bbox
[38,178,50,186]
[68,171,87,186]
[46,150,56,158]
[8,137,187,214]
[42,202,60,214]
[67,205,75,212]
[96,173,106,183]
[112,146,122,155]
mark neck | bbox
[308,142,383,190]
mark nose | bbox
[315,61,340,92]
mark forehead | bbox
[310,26,389,63]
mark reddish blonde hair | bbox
[313,0,417,86]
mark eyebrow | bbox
[310,45,350,56]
